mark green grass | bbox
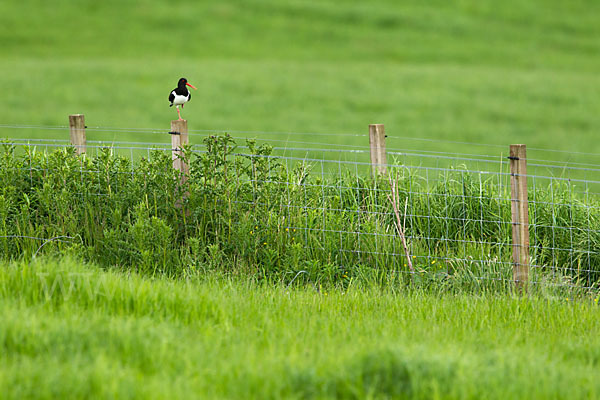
[1,0,600,164]
[3,3,600,397]
[1,257,600,399]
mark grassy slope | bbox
[1,0,600,163]
[2,3,600,397]
[1,258,600,399]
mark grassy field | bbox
[1,257,600,399]
[3,107,600,399]
[3,2,600,398]
[1,0,600,164]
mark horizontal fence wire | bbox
[5,122,600,157]
[2,126,600,291]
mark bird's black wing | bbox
[188,92,191,101]
[168,90,175,106]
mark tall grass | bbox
[2,137,600,289]
[1,257,599,399]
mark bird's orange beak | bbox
[186,83,197,90]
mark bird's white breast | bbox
[171,91,190,106]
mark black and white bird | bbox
[168,77,197,120]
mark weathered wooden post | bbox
[369,124,387,176]
[68,114,86,155]
[170,119,189,183]
[509,144,530,292]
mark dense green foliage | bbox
[1,0,600,163]
[2,138,599,287]
[1,257,599,399]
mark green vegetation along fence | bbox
[1,120,600,291]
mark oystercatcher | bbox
[168,78,197,120]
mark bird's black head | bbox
[178,78,188,88]
[176,77,197,91]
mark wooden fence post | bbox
[509,144,530,292]
[369,124,387,176]
[170,119,189,183]
[68,114,86,155]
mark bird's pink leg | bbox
[177,106,182,121]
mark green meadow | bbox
[3,1,600,398]
[1,0,600,163]
[1,257,600,400]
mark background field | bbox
[1,0,600,164]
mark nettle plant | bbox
[187,135,300,276]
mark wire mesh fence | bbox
[2,123,600,291]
